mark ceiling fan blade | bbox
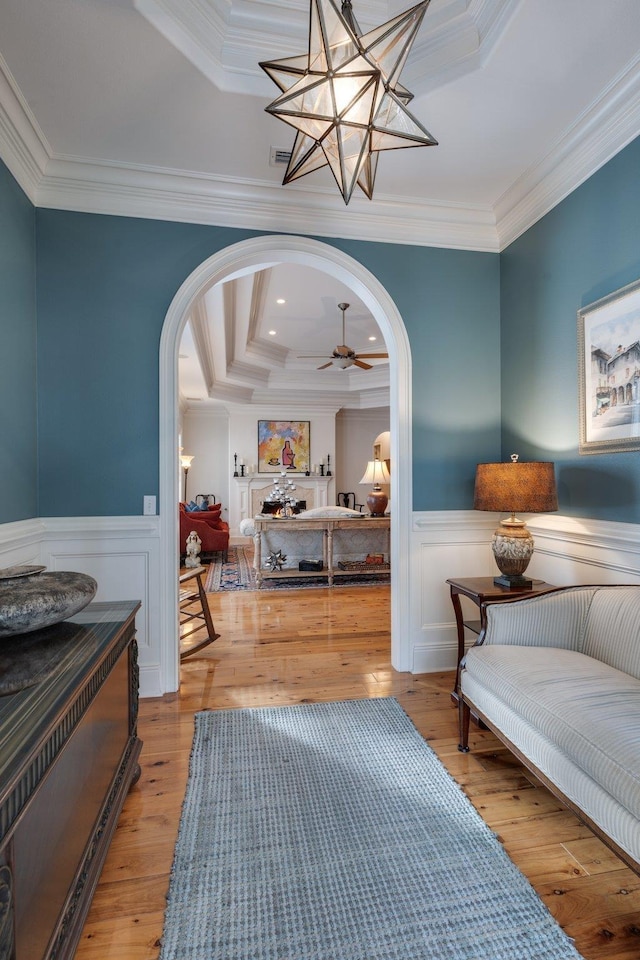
[317,361,333,369]
[353,359,373,370]
[355,352,389,359]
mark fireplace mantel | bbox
[235,475,332,520]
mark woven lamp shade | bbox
[474,461,558,515]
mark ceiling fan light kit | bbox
[298,302,389,370]
[260,0,437,204]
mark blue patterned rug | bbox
[159,698,584,960]
[205,546,390,592]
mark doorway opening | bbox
[159,236,412,693]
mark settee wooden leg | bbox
[458,699,471,753]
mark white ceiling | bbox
[1,0,640,407]
[178,263,391,409]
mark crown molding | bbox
[1,41,639,253]
[134,0,518,97]
[189,298,216,394]
[33,156,498,251]
[0,54,50,202]
[496,52,640,249]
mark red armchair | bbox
[179,503,229,562]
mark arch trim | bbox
[159,235,412,691]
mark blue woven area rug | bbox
[159,698,584,960]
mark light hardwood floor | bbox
[75,581,640,960]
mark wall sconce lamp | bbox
[180,454,194,502]
[473,454,558,588]
[360,458,391,516]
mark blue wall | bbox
[501,135,640,523]
[0,161,37,522]
[7,133,640,524]
[332,238,501,508]
[34,212,500,516]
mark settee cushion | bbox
[464,645,640,821]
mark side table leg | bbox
[450,590,465,706]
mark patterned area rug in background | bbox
[158,698,584,960]
[205,546,390,592]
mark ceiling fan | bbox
[299,302,389,370]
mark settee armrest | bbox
[478,585,598,651]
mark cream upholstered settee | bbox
[458,585,640,872]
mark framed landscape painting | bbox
[578,278,640,454]
[258,420,310,473]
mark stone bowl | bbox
[0,571,98,638]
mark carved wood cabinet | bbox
[0,600,142,960]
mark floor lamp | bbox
[180,454,194,502]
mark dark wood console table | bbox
[0,600,142,960]
[447,577,557,705]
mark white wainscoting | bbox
[410,511,640,675]
[1,512,640,698]
[0,516,163,698]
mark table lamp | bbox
[473,454,558,588]
[360,459,391,516]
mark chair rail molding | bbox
[0,515,163,699]
[0,510,638,696]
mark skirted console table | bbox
[0,600,142,960]
[252,514,390,586]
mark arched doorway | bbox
[159,236,412,693]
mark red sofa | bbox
[179,503,229,561]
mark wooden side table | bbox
[447,576,557,705]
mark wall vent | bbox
[270,146,292,167]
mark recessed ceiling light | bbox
[276,298,286,304]
[368,336,377,342]
[269,330,277,336]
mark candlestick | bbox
[233,452,238,477]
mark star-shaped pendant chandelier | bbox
[260,0,437,205]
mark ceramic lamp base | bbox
[366,488,388,516]
[491,517,534,588]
